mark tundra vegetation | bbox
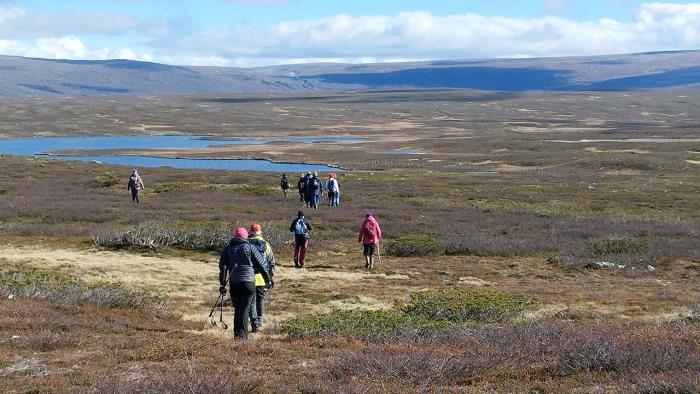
[0,89,699,392]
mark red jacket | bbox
[358,216,381,245]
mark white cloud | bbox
[161,3,700,66]
[1,2,700,66]
[0,35,153,62]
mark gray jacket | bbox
[219,237,271,285]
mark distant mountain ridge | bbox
[1,50,700,96]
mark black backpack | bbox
[281,178,290,189]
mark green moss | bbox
[281,288,536,340]
[281,308,444,339]
[0,264,166,311]
[398,288,537,323]
[585,236,647,256]
[90,174,121,188]
[151,181,275,196]
[385,233,445,257]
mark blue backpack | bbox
[293,218,306,235]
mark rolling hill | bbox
[1,50,699,96]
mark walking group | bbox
[290,171,340,209]
[217,211,381,340]
[125,168,381,341]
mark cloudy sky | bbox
[0,1,699,67]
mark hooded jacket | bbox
[219,236,271,286]
[358,215,382,245]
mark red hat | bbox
[249,223,262,233]
[234,227,248,238]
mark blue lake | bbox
[0,135,362,172]
[382,150,426,155]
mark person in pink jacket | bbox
[358,212,381,269]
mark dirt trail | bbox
[0,245,408,323]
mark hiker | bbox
[310,172,323,209]
[280,174,290,198]
[332,174,340,206]
[326,173,335,206]
[127,169,144,203]
[303,172,313,207]
[219,227,272,340]
[297,173,306,204]
[304,172,317,209]
[247,223,275,332]
[289,210,312,268]
[358,212,382,269]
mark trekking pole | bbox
[219,296,228,332]
[208,293,223,327]
[376,242,382,267]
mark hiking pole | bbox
[208,293,223,327]
[376,242,382,267]
[219,295,228,332]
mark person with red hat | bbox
[218,226,272,340]
[247,223,275,332]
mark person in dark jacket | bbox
[219,227,272,340]
[280,174,290,198]
[247,223,275,332]
[289,210,312,268]
[297,173,306,204]
[311,172,323,209]
[127,169,144,203]
[303,172,314,207]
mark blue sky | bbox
[1,1,699,66]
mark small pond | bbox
[382,150,427,155]
[0,135,362,172]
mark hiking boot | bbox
[251,324,259,333]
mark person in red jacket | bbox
[358,212,381,269]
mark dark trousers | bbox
[229,282,256,340]
[131,189,139,203]
[249,286,267,326]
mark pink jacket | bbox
[358,216,381,245]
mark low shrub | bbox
[687,301,700,322]
[92,221,232,251]
[317,319,700,392]
[398,288,537,323]
[90,173,121,188]
[92,220,289,251]
[281,289,536,340]
[385,233,445,257]
[0,264,167,313]
[585,236,647,256]
[281,308,444,340]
